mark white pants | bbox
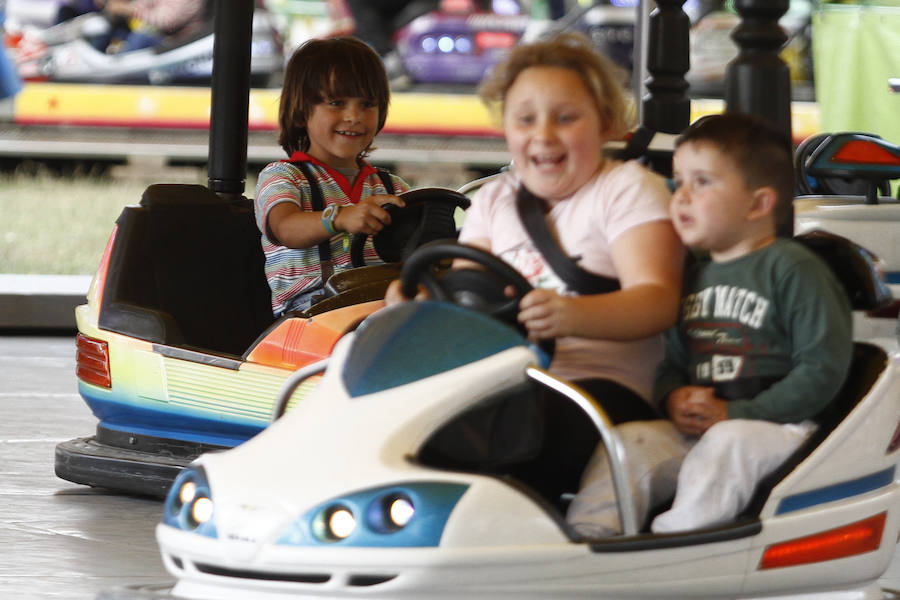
[566,419,816,537]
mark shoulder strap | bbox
[375,168,395,194]
[293,161,333,283]
[515,184,620,295]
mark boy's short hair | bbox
[278,37,390,157]
[478,32,634,141]
[675,112,795,229]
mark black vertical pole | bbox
[725,0,792,139]
[207,0,254,197]
[726,0,793,236]
[642,0,691,136]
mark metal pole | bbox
[207,0,254,197]
[725,0,792,139]
[641,0,691,135]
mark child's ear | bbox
[747,186,778,222]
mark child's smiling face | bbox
[503,66,608,203]
[305,97,379,169]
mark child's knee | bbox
[699,420,750,447]
[618,419,678,445]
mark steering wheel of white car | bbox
[400,240,555,357]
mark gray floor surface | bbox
[2,334,899,600]
[1,334,173,600]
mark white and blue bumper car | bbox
[156,241,900,600]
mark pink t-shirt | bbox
[458,159,672,400]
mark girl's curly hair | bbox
[478,31,634,141]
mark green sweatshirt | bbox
[653,238,853,423]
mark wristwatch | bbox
[321,204,341,236]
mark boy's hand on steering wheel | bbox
[517,288,574,341]
[334,195,405,236]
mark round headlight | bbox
[327,507,356,540]
[438,36,454,53]
[178,480,197,506]
[388,496,415,528]
[455,37,472,54]
[185,496,214,529]
[191,497,214,525]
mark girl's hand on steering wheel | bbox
[517,288,574,341]
[384,279,429,305]
[334,195,404,236]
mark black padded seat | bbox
[98,184,274,356]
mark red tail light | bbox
[476,31,516,50]
[832,140,900,166]
[76,334,111,388]
[759,513,886,570]
[92,226,118,307]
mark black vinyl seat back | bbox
[794,229,893,312]
[98,184,274,356]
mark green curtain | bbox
[813,4,900,145]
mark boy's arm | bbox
[254,166,334,249]
[258,167,403,249]
[726,259,853,423]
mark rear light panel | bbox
[91,226,118,307]
[759,512,886,570]
[475,30,516,50]
[76,334,111,388]
[832,140,900,166]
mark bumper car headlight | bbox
[278,482,467,547]
[369,493,415,533]
[163,466,217,538]
[326,505,356,540]
[388,495,415,528]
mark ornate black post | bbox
[725,0,792,139]
[207,0,254,197]
[642,0,691,136]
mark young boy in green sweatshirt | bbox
[567,113,853,536]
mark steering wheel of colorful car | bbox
[349,187,471,267]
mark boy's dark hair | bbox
[675,112,795,229]
[278,37,390,157]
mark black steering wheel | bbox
[349,187,471,267]
[400,241,554,357]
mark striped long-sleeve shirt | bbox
[254,152,408,316]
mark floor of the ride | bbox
[2,334,899,599]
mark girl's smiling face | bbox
[305,96,379,169]
[503,66,609,203]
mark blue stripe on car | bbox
[775,466,896,515]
